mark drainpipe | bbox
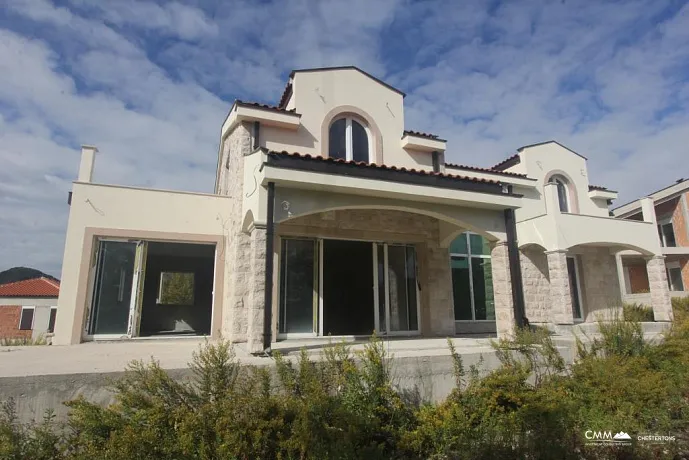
[431,151,440,173]
[503,185,527,328]
[263,181,275,352]
[253,121,260,150]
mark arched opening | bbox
[328,115,371,163]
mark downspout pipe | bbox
[263,181,275,352]
[503,188,527,328]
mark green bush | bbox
[623,302,655,322]
[2,317,689,459]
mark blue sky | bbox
[1,0,688,277]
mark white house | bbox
[53,66,673,352]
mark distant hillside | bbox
[0,267,59,285]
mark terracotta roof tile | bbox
[236,100,296,113]
[0,278,60,297]
[444,162,530,179]
[278,82,293,109]
[491,153,521,171]
[265,150,502,185]
[403,130,445,141]
[589,185,611,192]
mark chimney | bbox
[78,145,98,183]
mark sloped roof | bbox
[0,277,60,297]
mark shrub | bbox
[1,318,689,459]
[622,302,655,322]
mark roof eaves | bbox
[491,153,521,171]
[445,162,533,179]
[517,140,588,160]
[289,66,406,97]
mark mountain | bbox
[0,267,60,285]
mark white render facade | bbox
[54,67,673,350]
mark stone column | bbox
[246,227,267,353]
[546,250,574,325]
[425,242,455,336]
[646,255,674,322]
[491,242,517,339]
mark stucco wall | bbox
[277,209,455,336]
[261,69,435,171]
[54,183,231,345]
[519,247,550,323]
[513,143,611,223]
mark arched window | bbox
[550,175,570,213]
[328,116,370,162]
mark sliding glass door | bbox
[89,241,137,335]
[375,243,420,335]
[277,239,420,337]
[279,239,318,335]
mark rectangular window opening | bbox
[19,307,34,331]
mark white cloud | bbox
[0,0,688,277]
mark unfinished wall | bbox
[578,247,622,321]
[519,247,550,324]
[0,306,30,339]
[627,263,650,293]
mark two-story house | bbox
[53,66,673,352]
[613,178,689,302]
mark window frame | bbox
[48,307,58,333]
[328,116,372,163]
[18,306,35,331]
[657,216,676,248]
[666,261,684,292]
[450,232,494,322]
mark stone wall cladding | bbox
[578,248,622,320]
[278,209,456,337]
[246,228,267,353]
[647,256,674,321]
[491,242,516,338]
[0,306,30,339]
[221,123,253,343]
[546,250,574,325]
[519,248,550,323]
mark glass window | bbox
[567,257,583,319]
[377,244,386,333]
[658,221,677,248]
[328,118,347,160]
[19,307,34,330]
[450,233,468,254]
[351,120,369,163]
[552,176,570,213]
[158,272,194,305]
[48,308,57,333]
[450,232,495,322]
[668,266,684,292]
[451,257,472,320]
[279,239,317,334]
[469,233,490,255]
[328,116,370,162]
[472,258,495,320]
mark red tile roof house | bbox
[0,278,60,342]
